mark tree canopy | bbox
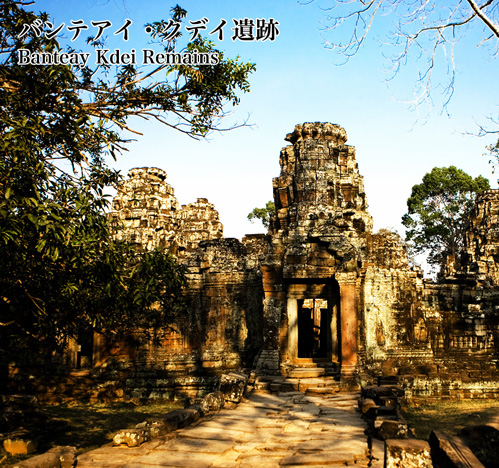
[0,0,255,363]
[401,166,490,276]
[247,201,275,229]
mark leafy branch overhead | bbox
[0,1,255,360]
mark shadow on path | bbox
[77,391,383,468]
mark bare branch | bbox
[466,0,499,37]
[308,0,499,131]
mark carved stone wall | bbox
[462,189,499,285]
[181,237,265,369]
[100,168,263,399]
[271,122,373,276]
[98,123,499,398]
[179,198,224,253]
[359,203,499,396]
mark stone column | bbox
[255,265,283,372]
[339,281,358,378]
[287,298,298,361]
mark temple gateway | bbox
[75,122,499,400]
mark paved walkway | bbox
[77,391,384,468]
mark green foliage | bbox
[402,166,490,275]
[0,1,255,361]
[487,139,499,175]
[247,201,275,229]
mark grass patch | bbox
[0,400,183,466]
[401,399,499,440]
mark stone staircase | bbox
[250,362,342,395]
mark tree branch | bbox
[466,0,499,38]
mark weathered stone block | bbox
[380,396,397,408]
[359,397,377,414]
[376,419,409,440]
[113,428,149,447]
[137,418,175,438]
[384,439,432,468]
[377,406,398,417]
[3,437,38,455]
[200,391,225,414]
[254,380,271,392]
[362,385,405,403]
[7,447,75,468]
[48,446,76,468]
[163,408,201,429]
[220,372,248,403]
[8,453,60,468]
[429,430,485,468]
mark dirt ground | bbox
[0,401,182,466]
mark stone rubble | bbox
[112,375,246,448]
[384,439,433,468]
[8,446,76,468]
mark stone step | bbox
[288,367,325,378]
[305,386,339,395]
[252,372,341,394]
[289,360,326,368]
[298,379,327,392]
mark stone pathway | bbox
[77,391,384,468]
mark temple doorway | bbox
[76,327,94,368]
[286,279,340,363]
[298,298,330,358]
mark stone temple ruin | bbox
[77,122,499,401]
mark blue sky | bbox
[34,0,499,246]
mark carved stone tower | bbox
[111,167,181,252]
[111,167,223,255]
[462,189,499,286]
[258,122,373,378]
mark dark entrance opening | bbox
[76,327,93,368]
[298,298,331,358]
[286,278,340,364]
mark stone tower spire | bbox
[269,121,373,277]
[258,122,373,376]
